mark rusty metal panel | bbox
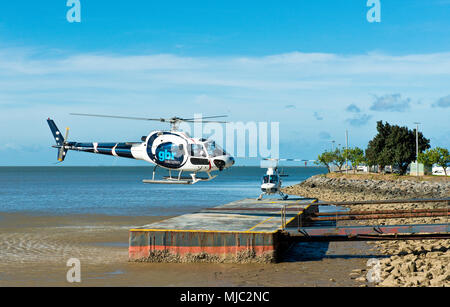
[308,212,450,221]
[314,208,450,216]
[291,223,450,237]
[129,229,280,261]
[317,198,450,207]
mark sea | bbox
[0,166,327,216]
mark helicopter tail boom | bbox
[47,118,144,162]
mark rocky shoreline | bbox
[282,174,450,287]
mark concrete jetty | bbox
[129,198,317,263]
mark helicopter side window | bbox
[189,144,206,157]
[173,144,184,158]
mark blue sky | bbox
[0,0,449,166]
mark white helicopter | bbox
[47,114,235,184]
[258,158,315,200]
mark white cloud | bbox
[1,48,449,162]
[1,49,450,115]
[1,50,450,91]
[1,49,449,116]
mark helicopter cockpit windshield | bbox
[263,175,278,184]
[204,141,227,158]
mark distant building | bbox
[432,164,450,176]
[357,165,369,173]
[409,161,424,176]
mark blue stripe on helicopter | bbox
[114,143,134,158]
[96,143,117,155]
[69,142,134,158]
[97,143,119,148]
[97,149,113,155]
[73,143,95,152]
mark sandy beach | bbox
[0,212,379,287]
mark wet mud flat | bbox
[0,212,380,287]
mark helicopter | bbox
[47,114,235,184]
[258,158,315,200]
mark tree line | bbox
[316,121,449,176]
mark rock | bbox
[379,275,400,287]
[404,277,421,287]
[407,262,417,273]
[390,267,401,277]
[429,279,445,287]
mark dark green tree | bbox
[366,121,430,175]
[365,121,392,171]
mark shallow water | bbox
[0,166,326,216]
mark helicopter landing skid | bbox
[257,192,289,201]
[143,178,193,185]
[143,166,216,185]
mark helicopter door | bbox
[189,144,209,166]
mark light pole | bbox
[413,122,421,176]
[345,130,349,174]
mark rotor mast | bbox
[169,117,182,131]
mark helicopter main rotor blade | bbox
[71,113,229,124]
[70,113,164,122]
[181,115,228,121]
[262,158,316,162]
[183,119,229,124]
